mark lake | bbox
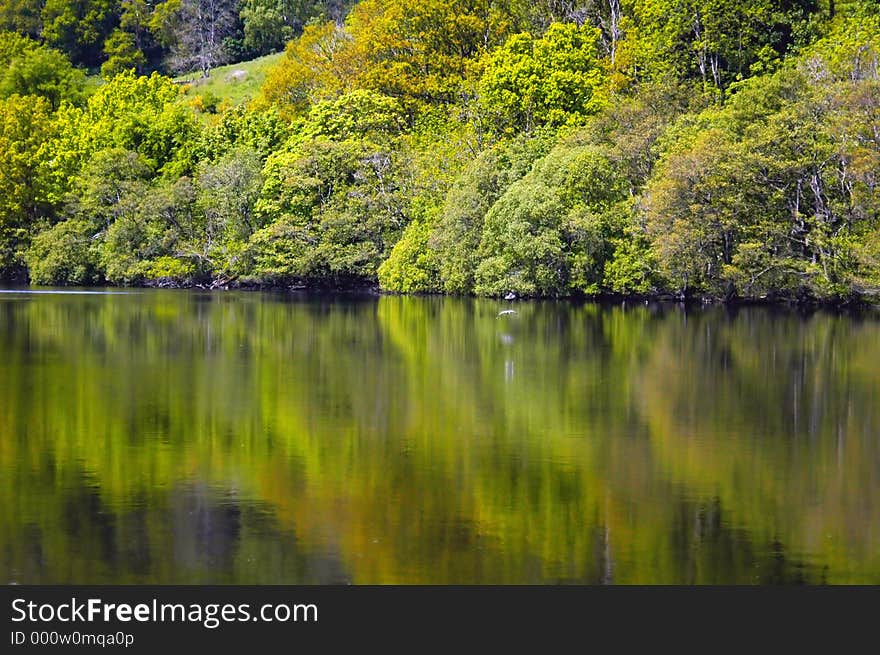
[1,290,878,584]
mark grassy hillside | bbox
[177,52,284,108]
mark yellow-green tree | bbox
[0,94,53,278]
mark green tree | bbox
[0,36,85,109]
[258,21,362,116]
[64,148,154,229]
[299,89,406,142]
[474,137,629,297]
[376,204,440,292]
[101,28,148,78]
[98,176,198,284]
[643,123,754,295]
[0,0,44,37]
[42,71,199,205]
[251,133,409,284]
[346,0,529,104]
[191,147,264,281]
[477,22,608,135]
[643,13,880,300]
[0,94,53,278]
[241,0,295,55]
[24,219,102,284]
[196,104,291,163]
[619,0,818,93]
[41,0,121,67]
[427,133,554,294]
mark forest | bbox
[0,0,878,302]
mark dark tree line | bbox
[0,0,358,75]
[0,1,877,303]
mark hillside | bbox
[0,1,877,304]
[177,53,285,109]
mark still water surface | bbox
[1,290,878,583]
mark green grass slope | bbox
[177,52,284,108]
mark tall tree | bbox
[170,0,237,75]
[40,0,122,67]
[0,0,44,37]
[0,94,54,279]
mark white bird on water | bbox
[497,309,517,318]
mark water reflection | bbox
[0,291,877,583]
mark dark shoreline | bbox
[3,278,878,314]
[181,278,880,313]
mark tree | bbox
[642,14,880,300]
[300,89,406,142]
[0,0,44,38]
[474,137,629,297]
[39,70,200,218]
[618,0,818,94]
[24,219,102,284]
[427,133,554,294]
[643,124,754,295]
[477,22,608,135]
[64,148,154,229]
[0,35,85,109]
[240,0,355,57]
[258,21,363,115]
[191,147,264,280]
[241,0,296,56]
[345,0,530,104]
[196,104,290,163]
[0,24,37,56]
[169,0,237,76]
[376,214,439,292]
[251,127,410,284]
[101,28,148,78]
[40,0,121,67]
[118,0,159,60]
[0,94,54,278]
